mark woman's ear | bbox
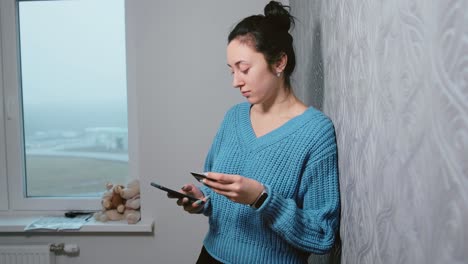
[275,52,288,74]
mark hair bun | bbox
[264,1,294,32]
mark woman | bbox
[171,2,340,263]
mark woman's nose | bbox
[232,72,244,88]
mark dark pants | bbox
[196,246,224,264]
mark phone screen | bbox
[150,182,199,202]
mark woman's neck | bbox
[252,88,305,117]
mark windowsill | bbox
[0,214,154,234]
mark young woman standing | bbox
[171,2,340,263]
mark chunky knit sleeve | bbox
[258,123,340,254]
[199,139,219,216]
[199,131,221,216]
[204,105,238,171]
[200,106,236,216]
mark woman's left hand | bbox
[202,172,265,205]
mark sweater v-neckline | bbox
[237,103,315,149]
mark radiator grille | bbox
[0,245,55,264]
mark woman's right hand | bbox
[167,184,207,214]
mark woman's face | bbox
[227,39,281,105]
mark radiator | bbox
[0,244,55,264]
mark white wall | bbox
[2,1,273,264]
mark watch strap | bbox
[250,186,268,209]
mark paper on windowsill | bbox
[24,215,91,231]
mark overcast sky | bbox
[19,0,127,107]
[17,0,128,134]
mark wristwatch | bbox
[250,188,268,209]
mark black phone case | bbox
[150,182,199,202]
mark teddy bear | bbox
[94,179,141,224]
[116,178,140,200]
[101,182,126,214]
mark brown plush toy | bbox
[120,179,141,224]
[94,179,141,224]
[101,182,126,214]
[116,179,140,200]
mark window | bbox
[0,0,133,211]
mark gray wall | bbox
[291,0,468,263]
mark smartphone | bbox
[150,182,200,202]
[190,172,218,182]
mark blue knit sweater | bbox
[200,102,340,264]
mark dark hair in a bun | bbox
[228,1,296,89]
[264,1,294,32]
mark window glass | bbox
[18,0,128,197]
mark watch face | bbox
[254,192,268,208]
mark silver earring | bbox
[277,72,281,77]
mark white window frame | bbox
[0,38,8,210]
[0,0,138,211]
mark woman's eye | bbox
[241,68,249,74]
